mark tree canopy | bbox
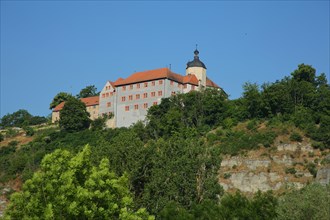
[4,145,154,220]
[59,97,91,132]
[0,109,48,128]
[77,85,98,98]
[49,92,73,110]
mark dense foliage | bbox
[59,97,91,132]
[276,183,330,220]
[0,109,48,128]
[236,64,330,148]
[77,85,99,98]
[1,63,330,219]
[4,145,154,220]
[49,92,73,110]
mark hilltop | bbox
[1,63,330,219]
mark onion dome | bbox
[186,49,207,69]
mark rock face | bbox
[316,166,330,186]
[219,142,329,194]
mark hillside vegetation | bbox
[1,64,330,219]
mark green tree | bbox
[0,132,4,142]
[49,92,73,110]
[140,136,222,214]
[276,183,330,220]
[59,97,91,132]
[0,109,47,128]
[291,63,316,84]
[23,126,35,136]
[77,85,98,98]
[242,82,263,118]
[146,89,226,139]
[219,191,277,220]
[4,145,154,220]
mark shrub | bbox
[8,140,19,147]
[276,184,330,220]
[285,167,297,175]
[306,162,317,177]
[290,132,302,142]
[223,173,231,179]
[312,141,325,150]
[24,126,35,136]
[6,128,19,138]
[0,133,4,142]
[246,120,258,131]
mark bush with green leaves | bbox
[24,126,35,136]
[290,132,303,142]
[218,191,278,220]
[218,130,277,155]
[4,145,154,220]
[276,183,330,220]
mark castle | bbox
[52,49,223,127]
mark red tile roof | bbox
[183,74,199,85]
[114,77,124,84]
[108,81,115,87]
[114,68,200,86]
[53,102,65,112]
[206,77,219,88]
[53,96,99,112]
[80,96,99,106]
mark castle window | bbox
[122,86,126,91]
[151,92,155,97]
[136,94,140,99]
[159,80,163,85]
[137,84,140,89]
[143,103,148,109]
[153,101,157,106]
[129,95,133,101]
[122,96,126,102]
[184,84,187,89]
[107,102,111,107]
[102,93,105,98]
[143,93,148,98]
[158,91,163,96]
[144,82,148,87]
[134,104,139,110]
[152,81,155,86]
[125,106,129,111]
[130,85,133,90]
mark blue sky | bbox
[1,1,329,117]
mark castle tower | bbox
[186,49,207,88]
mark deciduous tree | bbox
[49,92,73,109]
[59,97,91,132]
[4,145,154,220]
[77,85,98,98]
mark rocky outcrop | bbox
[219,142,329,194]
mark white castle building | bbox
[52,50,223,128]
